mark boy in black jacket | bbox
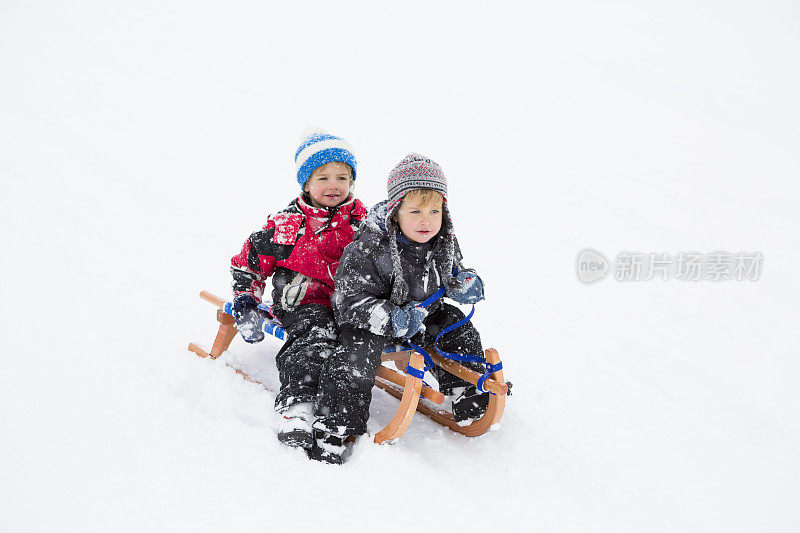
[310,153,489,464]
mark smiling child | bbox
[229,131,367,451]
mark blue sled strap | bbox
[476,361,504,393]
[403,284,448,373]
[433,304,501,394]
[418,285,447,309]
[406,339,435,376]
[404,364,425,380]
[405,266,502,391]
[415,264,458,310]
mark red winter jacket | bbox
[231,195,367,318]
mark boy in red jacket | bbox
[230,131,367,450]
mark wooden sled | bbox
[188,291,508,444]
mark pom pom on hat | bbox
[295,130,357,188]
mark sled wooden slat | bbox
[381,350,412,365]
[375,365,445,404]
[200,290,227,308]
[373,351,425,444]
[188,290,507,445]
[429,352,508,396]
[442,348,506,436]
[188,343,210,358]
[189,309,238,360]
[188,342,272,391]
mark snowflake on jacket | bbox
[231,194,367,320]
[332,199,481,337]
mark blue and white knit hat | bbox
[295,131,357,188]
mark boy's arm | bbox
[230,223,283,303]
[332,238,395,337]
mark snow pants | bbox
[273,304,338,412]
[314,303,485,436]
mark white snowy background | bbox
[2,1,799,531]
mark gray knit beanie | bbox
[386,153,447,220]
[385,153,457,305]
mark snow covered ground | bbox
[2,1,799,531]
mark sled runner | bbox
[188,291,508,444]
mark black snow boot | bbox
[276,402,314,449]
[451,386,490,423]
[306,429,352,465]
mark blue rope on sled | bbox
[404,365,425,380]
[404,273,502,395]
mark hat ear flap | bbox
[439,203,458,290]
[388,222,409,306]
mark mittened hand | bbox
[232,294,266,343]
[446,269,485,304]
[391,302,429,339]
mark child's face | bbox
[394,194,443,244]
[304,162,353,208]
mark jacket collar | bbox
[297,194,356,219]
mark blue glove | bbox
[391,302,429,339]
[446,269,485,304]
[231,294,266,343]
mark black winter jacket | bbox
[332,200,476,336]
